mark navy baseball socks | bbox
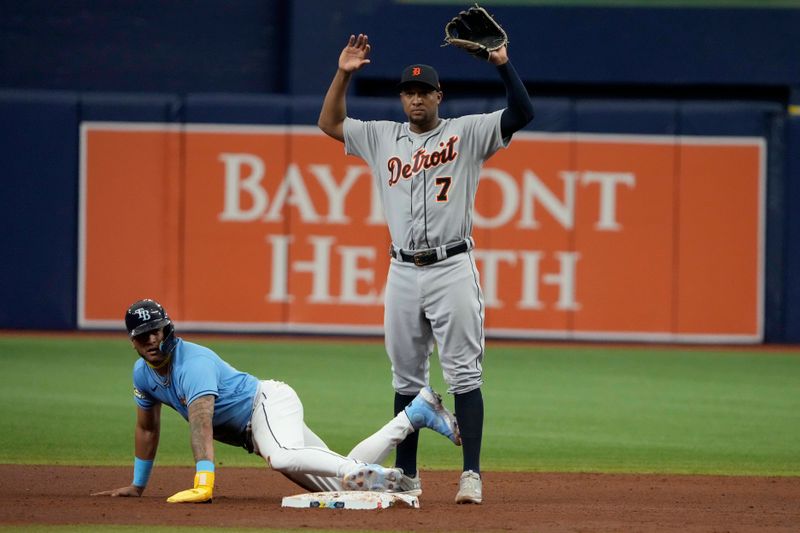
[393,392,419,477]
[454,388,484,504]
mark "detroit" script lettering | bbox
[386,135,459,186]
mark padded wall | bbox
[1,91,793,340]
[784,114,800,342]
[0,91,79,328]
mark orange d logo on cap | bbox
[398,64,441,91]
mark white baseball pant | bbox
[249,380,414,492]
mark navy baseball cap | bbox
[398,64,441,91]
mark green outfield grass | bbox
[0,335,798,475]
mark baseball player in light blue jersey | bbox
[92,299,460,503]
[318,34,533,504]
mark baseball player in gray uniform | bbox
[318,34,533,504]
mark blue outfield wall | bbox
[1,90,798,341]
[0,91,79,329]
[785,113,800,342]
[0,91,182,329]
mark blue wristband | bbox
[196,460,215,472]
[133,457,153,488]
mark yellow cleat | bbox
[166,486,212,503]
[166,471,214,503]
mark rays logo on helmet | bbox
[125,298,171,338]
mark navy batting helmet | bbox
[125,299,171,337]
[125,299,178,354]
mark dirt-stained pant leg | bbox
[384,260,435,395]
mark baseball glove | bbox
[443,4,508,61]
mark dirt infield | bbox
[1,465,798,532]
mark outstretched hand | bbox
[339,34,371,73]
[91,484,143,497]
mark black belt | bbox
[390,241,469,267]
[243,422,255,454]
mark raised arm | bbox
[91,405,162,497]
[318,34,372,142]
[489,46,535,138]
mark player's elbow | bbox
[317,118,345,142]
[316,116,331,134]
[521,100,535,126]
[501,103,534,136]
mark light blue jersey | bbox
[132,338,259,448]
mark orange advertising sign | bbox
[80,124,763,342]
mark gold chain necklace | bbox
[148,361,171,388]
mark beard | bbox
[408,108,438,130]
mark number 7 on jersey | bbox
[435,176,452,202]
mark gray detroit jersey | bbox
[344,110,508,250]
